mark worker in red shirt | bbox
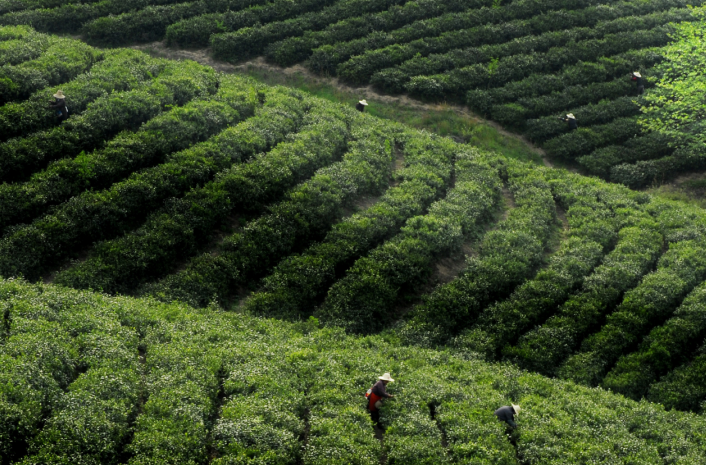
[366,372,394,426]
[630,71,645,95]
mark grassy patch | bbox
[239,66,544,165]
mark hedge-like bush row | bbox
[19,318,140,465]
[54,96,352,295]
[0,28,55,65]
[605,279,706,401]
[451,171,633,360]
[404,26,675,99]
[542,117,641,160]
[309,0,632,78]
[212,349,306,464]
[164,0,334,48]
[466,48,663,114]
[210,0,407,63]
[609,146,706,189]
[0,74,254,233]
[560,238,706,387]
[315,150,503,334]
[0,88,308,283]
[0,0,104,16]
[127,311,223,464]
[142,116,403,307]
[0,23,31,39]
[0,0,189,33]
[0,58,216,183]
[0,279,133,464]
[0,48,162,143]
[0,37,97,104]
[577,131,674,178]
[265,0,481,67]
[399,162,557,346]
[647,340,706,411]
[521,95,641,142]
[366,0,689,92]
[244,130,462,321]
[505,215,663,376]
[6,279,706,461]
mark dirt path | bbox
[131,42,551,167]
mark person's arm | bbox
[372,381,393,398]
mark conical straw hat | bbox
[379,372,394,382]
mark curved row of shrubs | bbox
[0,88,309,284]
[243,128,463,321]
[0,73,251,233]
[0,57,217,183]
[54,95,352,295]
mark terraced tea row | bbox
[2,278,706,464]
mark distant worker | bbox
[49,90,68,120]
[366,372,394,426]
[631,71,645,95]
[494,403,521,429]
[356,99,368,112]
[560,113,577,131]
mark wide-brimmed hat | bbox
[632,71,642,78]
[359,99,368,106]
[512,404,521,414]
[53,90,65,99]
[379,372,394,382]
[566,113,576,119]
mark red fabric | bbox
[368,392,383,411]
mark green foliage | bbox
[639,6,706,151]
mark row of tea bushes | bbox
[0,58,217,183]
[451,170,636,360]
[399,161,557,345]
[4,278,706,462]
[316,150,503,334]
[54,96,353,295]
[0,36,97,104]
[140,118,408,307]
[0,87,307,282]
[0,74,254,232]
[243,130,464,321]
[0,48,164,145]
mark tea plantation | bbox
[2,18,706,464]
[1,0,703,184]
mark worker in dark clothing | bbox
[560,113,577,131]
[355,99,368,112]
[494,404,521,429]
[366,372,394,426]
[631,71,645,95]
[49,90,68,120]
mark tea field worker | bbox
[366,372,395,426]
[560,113,578,131]
[49,90,68,120]
[631,71,645,95]
[494,404,521,429]
[356,99,368,112]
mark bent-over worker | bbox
[367,372,394,426]
[49,90,68,121]
[495,403,521,429]
[356,99,368,112]
[560,113,577,131]
[631,71,645,95]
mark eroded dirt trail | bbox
[131,42,551,167]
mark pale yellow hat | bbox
[566,113,575,119]
[53,90,65,99]
[632,71,642,78]
[379,372,394,382]
[512,404,521,414]
[359,99,368,106]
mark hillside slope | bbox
[2,277,706,465]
